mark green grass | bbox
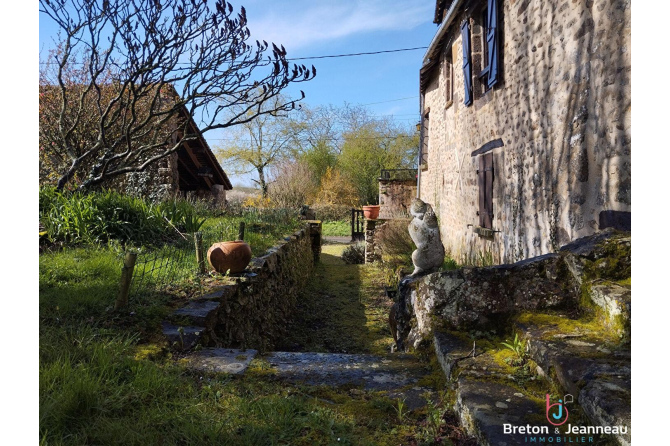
[321,220,351,237]
[279,244,395,355]
[40,242,449,445]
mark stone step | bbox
[433,331,548,446]
[266,351,433,410]
[265,351,429,391]
[161,322,206,351]
[184,347,258,375]
[516,315,631,446]
[588,281,631,339]
[171,300,220,327]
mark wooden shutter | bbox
[478,156,486,227]
[461,21,473,106]
[421,113,430,165]
[484,153,493,228]
[478,153,494,228]
[486,0,499,89]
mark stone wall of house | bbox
[379,179,417,219]
[420,0,630,265]
[213,223,319,351]
[123,152,180,202]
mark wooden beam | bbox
[182,140,213,189]
[471,138,504,157]
[178,156,200,184]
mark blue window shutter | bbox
[486,0,499,88]
[461,21,473,106]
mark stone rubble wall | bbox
[379,179,417,220]
[213,223,319,351]
[396,229,630,349]
[420,0,631,265]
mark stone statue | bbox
[407,198,445,276]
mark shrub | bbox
[375,220,414,268]
[321,220,350,237]
[316,167,360,207]
[38,187,211,246]
[267,161,317,209]
[342,243,365,264]
[310,203,352,222]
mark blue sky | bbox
[39,0,438,186]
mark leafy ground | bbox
[39,242,458,445]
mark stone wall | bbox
[213,223,319,351]
[123,152,180,202]
[420,0,631,265]
[379,179,417,219]
[395,228,630,350]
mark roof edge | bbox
[423,0,465,67]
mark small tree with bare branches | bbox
[39,0,315,191]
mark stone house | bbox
[418,0,630,265]
[39,84,233,204]
[123,106,233,204]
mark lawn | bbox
[321,220,351,237]
[39,243,451,445]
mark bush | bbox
[311,203,352,222]
[39,187,208,246]
[268,161,317,208]
[342,243,365,264]
[375,220,414,268]
[321,220,350,237]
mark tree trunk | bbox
[258,167,268,198]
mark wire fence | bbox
[126,210,303,301]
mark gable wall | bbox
[420,0,630,265]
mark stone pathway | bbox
[170,242,436,414]
[183,347,434,410]
[322,235,355,244]
[431,280,631,446]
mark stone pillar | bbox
[364,219,378,263]
[307,220,322,263]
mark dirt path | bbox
[277,243,395,354]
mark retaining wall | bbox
[212,222,321,351]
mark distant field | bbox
[321,220,350,237]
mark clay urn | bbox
[207,240,252,274]
[362,205,380,220]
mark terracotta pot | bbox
[207,240,252,274]
[362,205,380,220]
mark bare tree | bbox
[215,96,301,197]
[39,0,315,191]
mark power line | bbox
[359,96,418,106]
[206,135,417,142]
[39,46,428,65]
[288,46,428,61]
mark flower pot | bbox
[362,205,380,220]
[207,240,252,274]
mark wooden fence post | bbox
[194,232,206,274]
[115,251,137,310]
[238,221,245,241]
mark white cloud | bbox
[243,0,433,51]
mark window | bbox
[443,45,453,107]
[465,0,500,103]
[477,153,494,229]
[420,110,430,168]
[476,0,500,93]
